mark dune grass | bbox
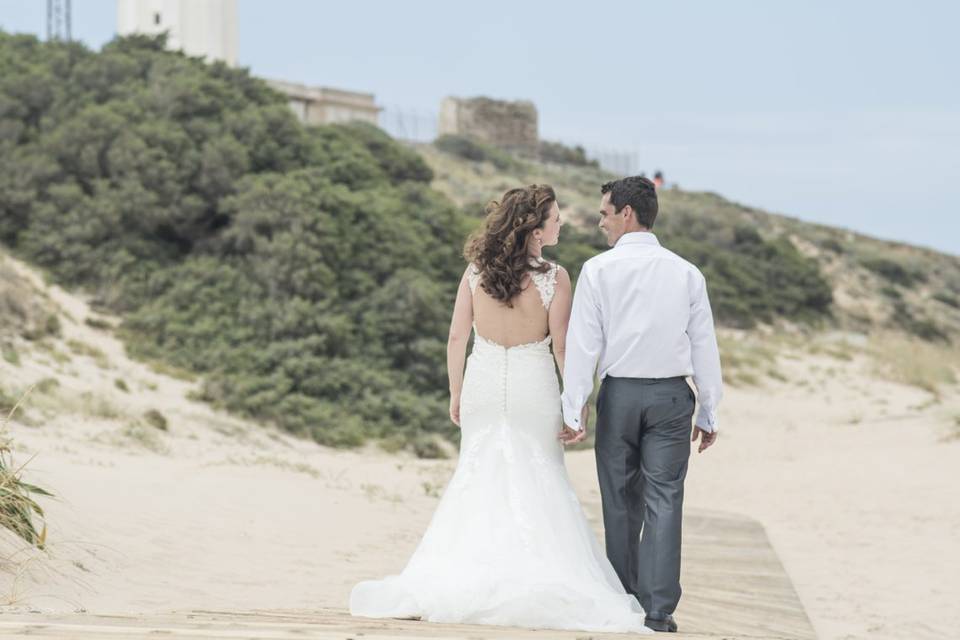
[84,316,113,331]
[93,419,169,454]
[946,416,960,442]
[1,343,18,366]
[717,335,779,387]
[0,387,53,550]
[120,421,168,454]
[871,334,959,398]
[65,339,109,369]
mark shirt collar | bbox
[615,231,660,248]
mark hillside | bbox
[1,29,958,459]
[420,142,960,343]
[0,31,466,454]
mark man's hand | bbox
[559,405,590,445]
[692,426,718,453]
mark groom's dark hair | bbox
[601,176,658,228]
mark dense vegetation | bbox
[0,31,469,451]
[435,134,598,170]
[434,134,520,172]
[543,205,833,329]
[0,31,836,452]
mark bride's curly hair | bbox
[463,184,556,307]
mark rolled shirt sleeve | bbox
[686,269,724,432]
[560,263,604,431]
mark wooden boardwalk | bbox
[0,509,816,639]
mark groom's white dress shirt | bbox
[560,231,723,433]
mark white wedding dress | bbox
[349,260,651,633]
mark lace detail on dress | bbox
[466,263,482,294]
[468,259,558,309]
[530,260,559,310]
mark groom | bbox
[559,176,723,633]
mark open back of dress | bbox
[467,261,557,347]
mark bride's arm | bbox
[549,266,573,376]
[446,268,474,425]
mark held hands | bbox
[692,426,718,453]
[559,405,590,445]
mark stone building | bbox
[265,79,381,127]
[117,0,238,66]
[438,97,539,153]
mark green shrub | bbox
[413,434,447,459]
[66,339,109,367]
[1,343,19,365]
[434,134,519,171]
[860,256,925,286]
[933,292,959,309]
[36,377,59,394]
[881,285,902,300]
[0,386,17,415]
[85,316,113,330]
[892,301,949,343]
[23,313,62,340]
[820,237,845,254]
[538,140,598,167]
[143,409,168,431]
[664,226,833,328]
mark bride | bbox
[349,185,651,633]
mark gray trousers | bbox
[595,375,695,619]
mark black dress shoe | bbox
[644,614,678,632]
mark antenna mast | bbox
[46,0,72,41]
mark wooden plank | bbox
[0,509,816,639]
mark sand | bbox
[1,252,958,639]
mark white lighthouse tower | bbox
[117,0,238,66]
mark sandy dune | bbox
[1,252,958,639]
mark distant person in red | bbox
[653,170,664,190]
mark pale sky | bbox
[2,0,958,255]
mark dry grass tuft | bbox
[870,333,959,398]
[718,335,779,387]
[144,359,196,382]
[360,483,404,504]
[65,339,109,369]
[950,416,960,441]
[83,316,113,331]
[78,392,123,420]
[35,377,59,395]
[94,420,169,454]
[1,342,19,366]
[0,387,53,550]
